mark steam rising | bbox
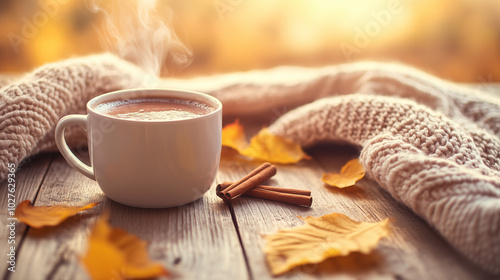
[86,0,192,78]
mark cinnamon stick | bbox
[217,182,312,207]
[219,162,277,200]
[217,182,311,196]
[244,188,312,207]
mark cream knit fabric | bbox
[0,54,149,179]
[1,55,499,274]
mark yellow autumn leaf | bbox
[241,128,311,164]
[81,215,169,280]
[322,158,365,188]
[221,119,310,164]
[221,118,248,150]
[264,213,390,275]
[15,200,99,228]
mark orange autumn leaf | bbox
[221,119,310,164]
[15,200,98,228]
[264,213,390,275]
[242,128,311,164]
[81,215,169,280]
[322,158,365,188]
[221,119,248,150]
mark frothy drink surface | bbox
[95,98,214,121]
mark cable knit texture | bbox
[0,54,149,179]
[1,54,499,274]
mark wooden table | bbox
[1,118,498,280]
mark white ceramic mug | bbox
[55,88,222,208]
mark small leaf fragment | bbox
[81,215,169,280]
[15,200,98,228]
[221,119,248,150]
[221,119,310,164]
[264,213,390,275]
[322,158,365,188]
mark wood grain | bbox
[11,155,104,280]
[11,155,248,280]
[0,154,53,278]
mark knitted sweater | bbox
[1,54,499,274]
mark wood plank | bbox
[0,154,53,278]
[11,154,249,280]
[9,155,104,280]
[216,141,498,280]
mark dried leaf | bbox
[221,119,310,164]
[15,200,98,228]
[241,128,311,164]
[322,159,365,188]
[221,118,248,150]
[81,215,169,280]
[264,213,390,275]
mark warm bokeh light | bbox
[0,0,499,82]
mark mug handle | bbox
[55,115,95,180]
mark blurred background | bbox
[0,0,499,82]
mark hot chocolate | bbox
[95,97,214,121]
